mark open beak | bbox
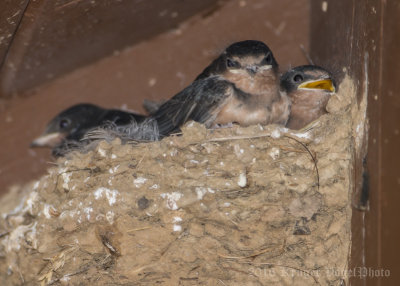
[30,132,65,148]
[298,79,336,92]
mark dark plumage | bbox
[31,103,148,156]
[281,65,336,130]
[153,40,290,137]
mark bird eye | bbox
[59,118,70,129]
[262,54,272,65]
[293,74,303,82]
[226,58,240,68]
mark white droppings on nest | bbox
[173,224,182,232]
[173,216,182,223]
[93,187,119,206]
[271,129,281,139]
[237,172,247,188]
[172,216,183,232]
[2,189,34,219]
[269,147,280,160]
[42,204,52,219]
[233,144,245,157]
[2,222,37,252]
[58,167,67,174]
[223,202,231,207]
[149,184,159,190]
[160,192,183,210]
[60,276,71,283]
[62,172,72,191]
[186,121,195,128]
[98,148,106,157]
[24,191,39,215]
[111,154,117,159]
[84,207,93,220]
[108,165,120,174]
[134,177,147,188]
[195,187,208,200]
[290,131,311,139]
[106,211,115,224]
[60,210,77,219]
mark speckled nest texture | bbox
[0,77,365,285]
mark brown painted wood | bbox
[311,0,400,285]
[0,0,30,68]
[0,0,219,97]
[379,0,400,284]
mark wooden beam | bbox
[310,0,400,285]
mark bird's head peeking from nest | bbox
[281,65,336,94]
[281,65,337,130]
[31,103,105,148]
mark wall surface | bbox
[0,0,219,96]
[310,0,400,285]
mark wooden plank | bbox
[0,0,219,97]
[0,0,30,69]
[310,0,400,285]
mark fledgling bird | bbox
[280,65,336,130]
[31,103,148,156]
[152,40,291,136]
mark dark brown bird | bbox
[152,40,290,136]
[280,65,336,130]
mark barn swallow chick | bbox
[280,65,336,130]
[31,103,147,155]
[153,40,290,136]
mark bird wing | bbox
[101,110,146,125]
[153,76,233,136]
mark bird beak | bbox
[246,65,259,75]
[30,132,65,148]
[298,79,336,92]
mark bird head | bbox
[196,40,278,80]
[31,103,105,148]
[280,65,336,95]
[223,40,278,77]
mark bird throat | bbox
[222,70,279,104]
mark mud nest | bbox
[0,77,367,285]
